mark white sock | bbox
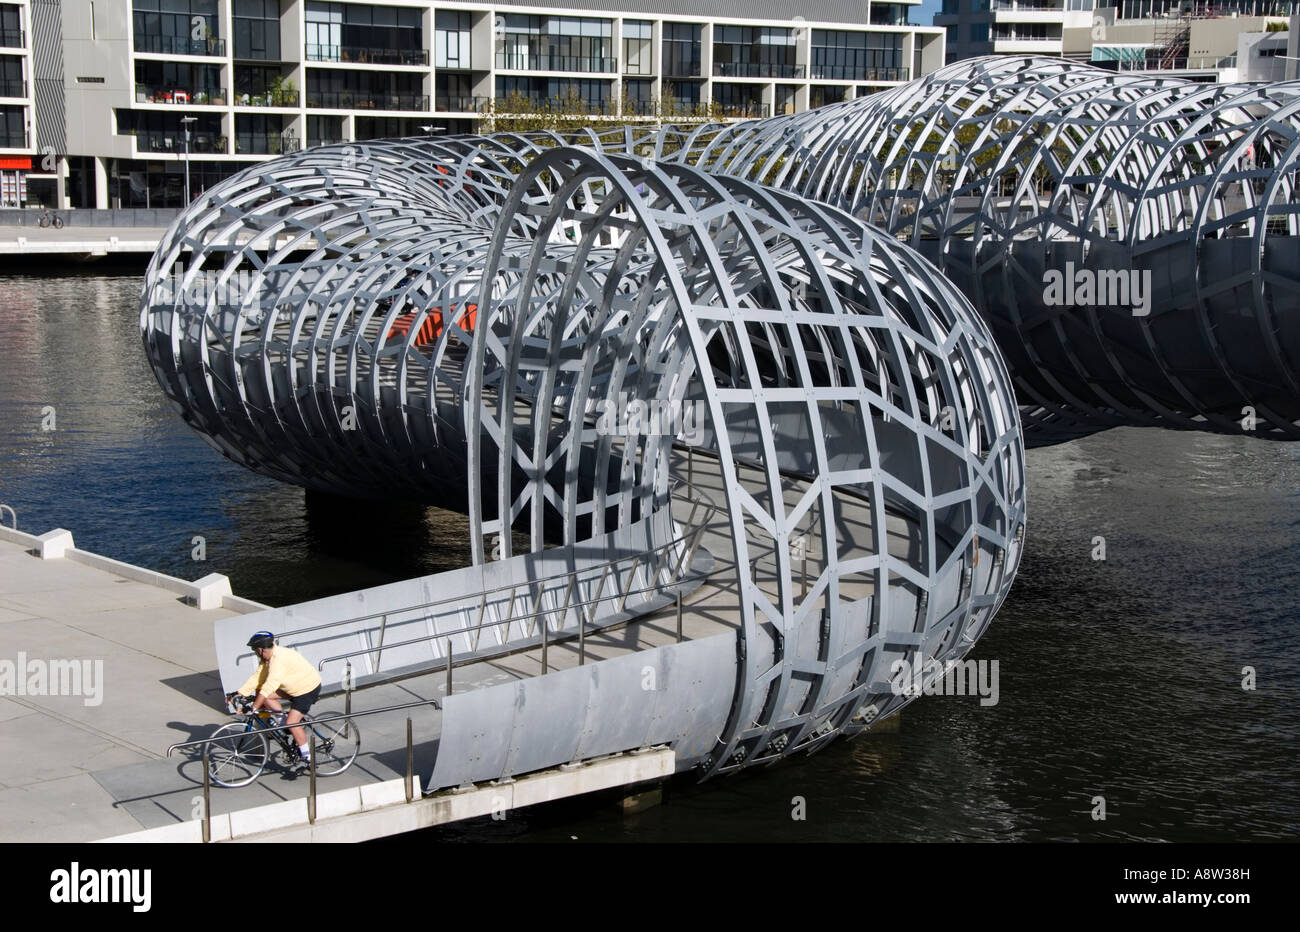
[298,744,310,760]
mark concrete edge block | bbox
[191,572,233,611]
[360,778,408,811]
[228,797,308,838]
[314,785,363,821]
[36,529,75,559]
[0,525,41,548]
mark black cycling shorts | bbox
[288,684,320,714]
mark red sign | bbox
[0,157,31,170]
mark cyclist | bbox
[226,631,322,772]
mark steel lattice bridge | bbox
[139,57,1297,786]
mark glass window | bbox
[435,9,471,68]
[624,19,652,75]
[810,30,904,81]
[663,22,702,77]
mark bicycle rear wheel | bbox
[206,722,269,787]
[306,714,359,776]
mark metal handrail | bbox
[269,474,719,648]
[314,535,710,679]
[0,504,14,529]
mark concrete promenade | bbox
[0,225,168,257]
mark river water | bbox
[1,273,1296,841]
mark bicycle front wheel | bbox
[307,715,359,776]
[206,722,268,787]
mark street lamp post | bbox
[181,115,198,205]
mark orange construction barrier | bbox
[386,303,477,346]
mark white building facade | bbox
[20,0,945,209]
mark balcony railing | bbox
[307,90,429,111]
[130,130,227,154]
[234,90,300,107]
[305,45,429,66]
[809,65,909,82]
[235,134,301,155]
[134,34,226,57]
[494,53,618,73]
[136,85,228,106]
[0,29,23,49]
[716,101,770,119]
[434,95,491,113]
[623,99,656,115]
[492,96,619,116]
[990,0,1063,8]
[712,61,804,79]
[1108,54,1236,72]
[0,79,25,98]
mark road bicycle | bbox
[205,696,360,787]
[37,209,64,229]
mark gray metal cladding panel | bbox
[488,0,871,24]
[427,633,737,789]
[32,0,66,153]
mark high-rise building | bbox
[16,1,945,209]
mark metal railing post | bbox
[541,614,549,674]
[372,613,387,673]
[344,659,352,717]
[579,616,586,666]
[676,591,683,643]
[201,744,211,843]
[445,638,453,697]
[308,731,317,824]
[405,717,414,803]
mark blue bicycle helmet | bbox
[246,630,275,650]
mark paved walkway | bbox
[0,536,241,841]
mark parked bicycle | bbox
[205,695,360,787]
[37,209,64,229]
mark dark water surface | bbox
[1,273,1296,841]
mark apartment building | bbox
[22,0,944,209]
[0,1,35,206]
[936,0,1294,79]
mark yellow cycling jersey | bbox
[238,644,322,698]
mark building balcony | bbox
[712,62,804,79]
[235,134,301,156]
[136,85,228,106]
[716,101,771,119]
[434,95,491,113]
[134,34,226,57]
[307,91,429,111]
[810,65,910,82]
[493,96,619,116]
[0,29,23,49]
[234,90,300,107]
[129,130,227,154]
[0,79,25,98]
[494,53,618,74]
[990,0,1064,9]
[305,45,429,66]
